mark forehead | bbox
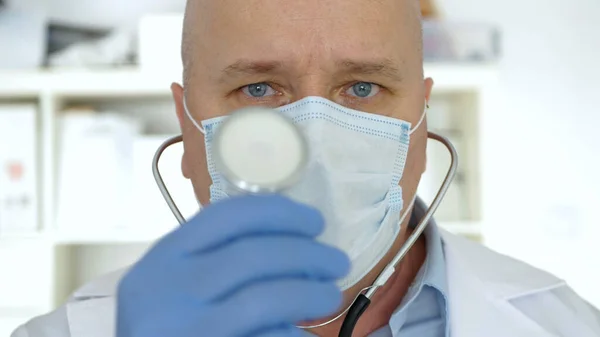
[186,0,420,77]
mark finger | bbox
[202,279,343,336]
[157,194,325,254]
[173,236,350,300]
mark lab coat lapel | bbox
[66,270,124,337]
[441,230,564,337]
[67,297,115,337]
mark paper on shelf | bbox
[0,105,38,234]
[55,112,141,231]
[55,112,197,235]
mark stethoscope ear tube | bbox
[338,294,371,337]
[337,131,458,336]
[152,135,186,225]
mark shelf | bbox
[424,63,498,92]
[49,228,173,245]
[0,229,168,244]
[0,68,178,98]
[0,232,49,245]
[0,307,46,318]
[0,63,497,98]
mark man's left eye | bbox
[242,83,277,98]
[346,82,380,98]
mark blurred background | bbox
[0,0,599,334]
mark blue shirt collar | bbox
[387,201,448,335]
[390,222,447,307]
[303,200,449,337]
[421,220,448,294]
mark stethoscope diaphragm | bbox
[211,107,309,193]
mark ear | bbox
[424,77,434,104]
[171,82,186,130]
[422,77,434,173]
[171,83,191,179]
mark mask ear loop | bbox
[408,101,428,136]
[151,95,210,226]
[182,96,209,212]
[183,96,207,135]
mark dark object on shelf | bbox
[47,23,110,56]
[45,23,136,68]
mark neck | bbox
[309,231,427,337]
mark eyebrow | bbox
[221,60,284,80]
[336,58,404,82]
[219,58,403,82]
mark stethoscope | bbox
[152,106,458,337]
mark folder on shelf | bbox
[0,104,38,234]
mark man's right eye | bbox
[242,83,277,98]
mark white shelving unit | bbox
[0,64,498,333]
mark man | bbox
[12,0,600,336]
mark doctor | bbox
[13,0,600,336]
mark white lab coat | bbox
[11,230,600,337]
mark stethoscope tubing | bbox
[151,131,458,337]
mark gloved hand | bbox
[116,194,350,337]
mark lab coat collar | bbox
[440,230,565,300]
[411,196,563,301]
[440,229,566,337]
[71,269,126,299]
[410,196,564,337]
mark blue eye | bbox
[242,83,276,97]
[346,82,380,98]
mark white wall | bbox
[7,0,185,28]
[438,0,600,306]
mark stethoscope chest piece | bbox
[212,107,309,193]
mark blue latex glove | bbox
[117,194,350,337]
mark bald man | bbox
[12,0,600,336]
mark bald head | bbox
[181,0,423,88]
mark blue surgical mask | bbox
[185,96,425,290]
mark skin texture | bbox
[171,0,434,335]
